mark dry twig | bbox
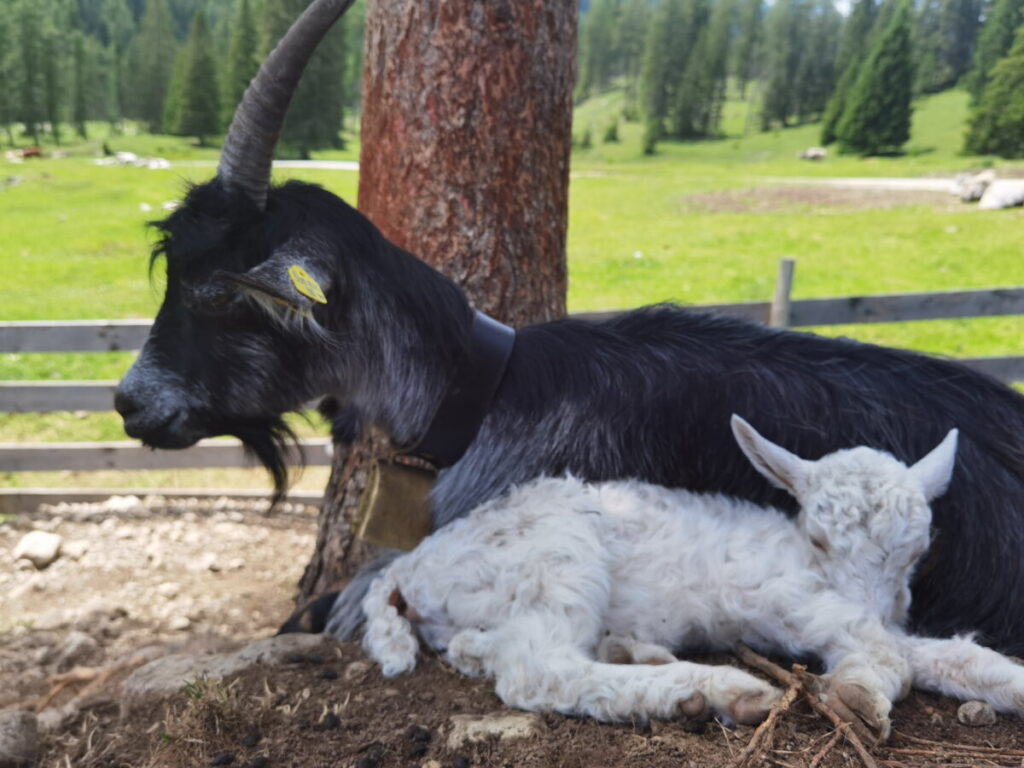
[734,644,881,768]
[729,672,804,768]
[808,723,845,768]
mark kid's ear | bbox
[908,428,958,502]
[218,244,329,318]
[730,414,811,497]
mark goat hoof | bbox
[679,692,707,718]
[727,688,779,726]
[830,681,892,744]
[677,693,711,733]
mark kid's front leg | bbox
[902,634,1024,714]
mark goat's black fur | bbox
[118,180,1024,654]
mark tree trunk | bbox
[296,0,577,604]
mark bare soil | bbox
[680,186,957,214]
[2,500,1023,768]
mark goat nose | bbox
[113,388,141,419]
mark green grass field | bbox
[1,90,1021,491]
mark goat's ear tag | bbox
[288,265,327,304]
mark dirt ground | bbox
[680,186,958,214]
[2,499,1023,768]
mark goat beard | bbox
[210,415,301,506]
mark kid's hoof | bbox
[830,681,892,743]
[727,689,778,725]
[677,693,711,733]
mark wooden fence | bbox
[2,268,1022,481]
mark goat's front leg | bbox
[790,606,913,741]
[901,634,1024,714]
[449,618,780,724]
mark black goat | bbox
[115,0,1024,653]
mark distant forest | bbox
[1,0,1022,157]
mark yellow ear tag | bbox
[288,265,328,304]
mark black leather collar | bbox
[406,311,516,468]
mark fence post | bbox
[769,258,796,328]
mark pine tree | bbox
[576,0,618,100]
[964,0,1024,101]
[166,10,220,145]
[261,0,347,157]
[836,0,915,155]
[761,0,806,129]
[124,0,177,131]
[616,0,649,116]
[640,0,701,148]
[72,33,88,138]
[222,0,259,128]
[793,0,841,122]
[17,2,45,145]
[964,25,1024,157]
[733,0,763,98]
[821,0,875,144]
[0,3,16,146]
[915,0,982,93]
[41,25,64,145]
[672,0,733,138]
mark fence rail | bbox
[2,278,1022,479]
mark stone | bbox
[343,660,371,682]
[957,700,996,727]
[156,582,181,599]
[62,540,89,560]
[122,634,338,713]
[978,179,1024,210]
[56,630,99,670]
[0,710,38,768]
[446,712,545,750]
[12,531,62,569]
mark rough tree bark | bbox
[297,0,577,603]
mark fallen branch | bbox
[728,670,803,768]
[892,732,1024,758]
[735,644,880,768]
[808,722,844,768]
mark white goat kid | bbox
[363,417,1021,736]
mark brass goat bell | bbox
[352,458,436,551]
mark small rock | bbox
[421,761,442,768]
[102,495,143,513]
[168,615,191,631]
[209,752,235,766]
[123,630,338,713]
[240,726,261,748]
[405,724,431,758]
[56,631,98,670]
[446,712,545,750]
[957,700,996,727]
[13,531,62,569]
[156,582,181,599]
[315,713,340,731]
[355,744,384,768]
[318,668,338,681]
[0,710,39,768]
[344,660,371,682]
[62,540,89,560]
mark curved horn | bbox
[218,0,356,209]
